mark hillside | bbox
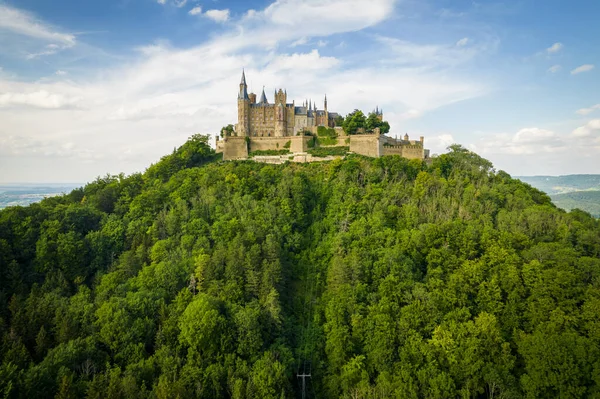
[1,135,600,398]
[517,175,600,218]
[550,191,600,218]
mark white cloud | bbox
[376,35,485,68]
[0,5,75,46]
[268,49,338,71]
[572,119,600,138]
[0,4,76,59]
[157,0,167,4]
[466,125,600,175]
[242,0,396,47]
[0,90,80,109]
[55,70,67,76]
[576,104,600,116]
[547,42,563,54]
[571,64,595,75]
[317,40,328,47]
[476,128,564,155]
[399,109,423,120]
[174,0,187,7]
[290,37,309,47]
[548,65,561,73]
[456,37,469,47]
[205,9,230,22]
[188,6,202,15]
[427,133,455,153]
[1,135,102,161]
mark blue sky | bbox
[0,0,599,182]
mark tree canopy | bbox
[342,109,390,134]
[1,138,599,398]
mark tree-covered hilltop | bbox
[1,136,600,399]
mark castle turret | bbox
[274,89,287,137]
[324,94,328,111]
[237,70,250,136]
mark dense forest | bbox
[1,135,600,398]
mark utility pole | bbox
[297,371,311,399]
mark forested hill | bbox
[1,135,600,399]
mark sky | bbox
[0,0,599,183]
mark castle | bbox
[235,69,344,137]
[216,71,429,161]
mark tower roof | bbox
[238,69,249,100]
[259,87,268,104]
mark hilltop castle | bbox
[217,71,429,161]
[234,69,349,137]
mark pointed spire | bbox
[259,86,268,104]
[238,69,248,100]
[309,99,311,110]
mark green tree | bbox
[342,109,366,135]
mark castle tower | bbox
[274,89,287,137]
[237,70,250,136]
[324,94,329,126]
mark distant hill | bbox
[516,174,600,195]
[517,174,600,217]
[0,184,81,209]
[550,191,600,217]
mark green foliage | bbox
[316,137,338,146]
[146,134,216,182]
[334,115,344,127]
[283,141,291,149]
[365,112,390,133]
[343,109,391,135]
[1,141,600,398]
[317,126,336,137]
[342,109,366,135]
[307,146,349,157]
[220,124,234,138]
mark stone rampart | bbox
[349,134,382,157]
[249,137,291,151]
[222,137,248,160]
[290,136,311,153]
[381,144,424,159]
